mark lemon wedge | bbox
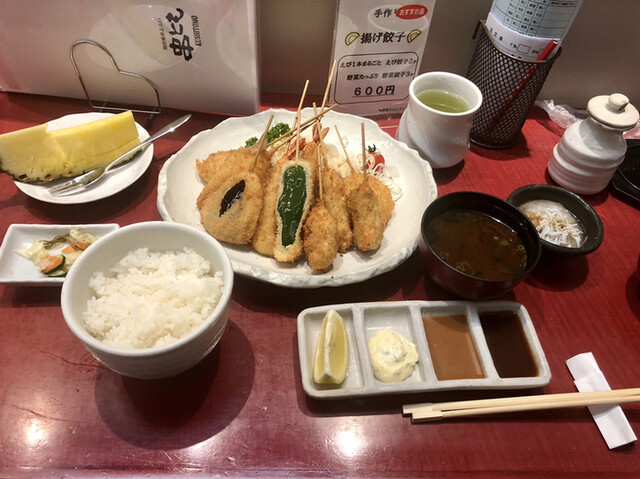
[313,310,349,384]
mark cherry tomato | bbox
[367,144,385,172]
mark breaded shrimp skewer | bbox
[313,105,352,253]
[303,120,338,271]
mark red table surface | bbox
[1,92,639,478]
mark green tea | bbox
[417,89,469,113]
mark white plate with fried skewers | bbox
[157,108,437,288]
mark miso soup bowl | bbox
[419,192,541,300]
[61,221,234,379]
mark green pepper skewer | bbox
[277,166,307,247]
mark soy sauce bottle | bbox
[548,93,639,195]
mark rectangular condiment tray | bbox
[297,300,551,399]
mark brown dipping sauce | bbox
[479,311,538,378]
[422,314,485,380]
[424,210,527,281]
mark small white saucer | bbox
[0,223,119,286]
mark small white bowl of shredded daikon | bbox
[508,184,604,260]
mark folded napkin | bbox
[566,352,637,449]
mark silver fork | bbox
[49,114,191,196]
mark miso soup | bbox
[424,210,527,281]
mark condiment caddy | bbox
[297,300,551,399]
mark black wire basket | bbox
[466,21,562,149]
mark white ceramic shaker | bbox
[547,93,639,194]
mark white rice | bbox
[82,247,224,350]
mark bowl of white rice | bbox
[61,221,233,379]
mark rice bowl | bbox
[61,221,234,379]
[83,247,224,350]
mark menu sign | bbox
[329,0,436,117]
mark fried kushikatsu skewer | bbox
[253,97,330,258]
[303,109,340,271]
[196,116,274,245]
[347,123,386,252]
[273,80,316,263]
[336,125,394,225]
[344,172,394,225]
[311,106,353,253]
[303,139,339,271]
[196,116,274,187]
[252,164,281,256]
[197,107,333,187]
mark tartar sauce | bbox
[368,329,419,383]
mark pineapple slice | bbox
[0,111,140,182]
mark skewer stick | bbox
[403,388,640,423]
[251,114,274,171]
[313,103,328,203]
[361,123,368,184]
[335,125,356,174]
[269,104,337,149]
[312,104,329,170]
[311,102,321,146]
[294,80,310,161]
[289,119,301,157]
[320,60,337,113]
[319,132,330,170]
[317,135,325,203]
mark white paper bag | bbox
[0,0,259,115]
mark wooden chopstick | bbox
[404,388,640,413]
[403,388,640,422]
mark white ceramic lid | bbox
[587,93,639,130]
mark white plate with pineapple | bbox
[157,108,438,288]
[12,112,152,204]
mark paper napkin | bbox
[566,352,637,449]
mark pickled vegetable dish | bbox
[15,227,98,277]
